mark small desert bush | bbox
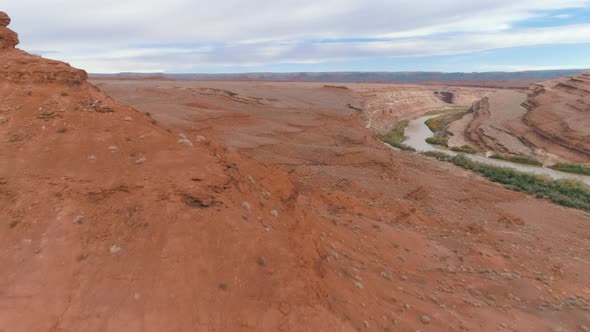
[379,120,416,152]
[450,145,479,154]
[550,163,590,176]
[425,109,469,133]
[425,108,468,116]
[425,137,448,147]
[490,154,542,166]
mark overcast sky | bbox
[4,1,590,73]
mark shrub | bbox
[550,163,590,176]
[450,145,479,154]
[425,109,469,133]
[379,120,415,152]
[425,108,468,116]
[425,137,448,147]
[490,154,542,166]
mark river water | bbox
[404,115,590,185]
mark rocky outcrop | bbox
[0,11,85,84]
[434,91,455,104]
[457,73,590,163]
[0,11,10,26]
[521,72,590,161]
[0,11,18,48]
[461,91,538,157]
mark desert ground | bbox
[2,11,590,332]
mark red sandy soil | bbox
[2,12,590,332]
[458,74,590,163]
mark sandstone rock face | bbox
[0,11,10,26]
[457,73,590,163]
[0,11,85,84]
[359,85,492,134]
[0,11,18,49]
[521,72,590,161]
[0,26,19,48]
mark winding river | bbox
[404,115,590,185]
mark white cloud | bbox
[3,0,590,72]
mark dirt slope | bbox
[97,78,590,331]
[2,11,590,332]
[0,12,352,331]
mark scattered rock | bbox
[196,135,206,142]
[110,244,121,254]
[420,315,431,325]
[178,137,193,147]
[380,271,392,280]
[88,155,97,161]
[135,157,146,165]
[257,256,267,266]
[580,325,589,332]
[362,320,369,328]
[73,215,84,224]
[124,116,132,122]
[354,281,364,289]
[242,201,251,211]
[270,210,279,218]
[108,145,119,152]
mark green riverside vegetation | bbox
[422,151,590,212]
[550,163,590,176]
[490,153,543,166]
[379,120,416,152]
[425,137,449,147]
[425,108,469,116]
[425,109,469,133]
[450,145,479,154]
